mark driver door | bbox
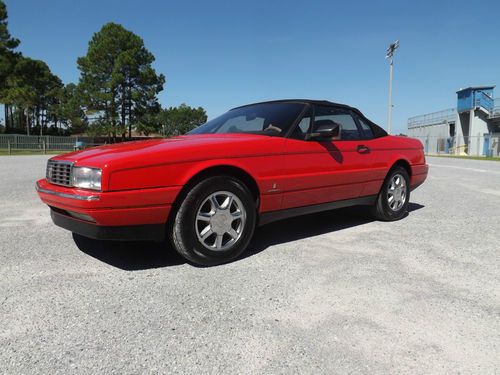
[281,105,375,210]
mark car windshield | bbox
[188,102,306,137]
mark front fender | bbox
[107,158,272,192]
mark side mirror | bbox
[307,122,341,141]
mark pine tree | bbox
[77,23,165,140]
[0,0,20,132]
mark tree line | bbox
[0,1,207,140]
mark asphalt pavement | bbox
[0,155,499,374]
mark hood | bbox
[52,134,284,169]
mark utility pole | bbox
[386,40,399,135]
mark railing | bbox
[490,98,500,119]
[0,135,101,154]
[408,108,456,129]
[474,91,494,112]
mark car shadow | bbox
[72,234,185,270]
[245,202,424,257]
[73,203,425,270]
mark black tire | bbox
[170,176,257,266]
[370,166,410,221]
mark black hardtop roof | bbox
[231,99,355,110]
[231,99,388,138]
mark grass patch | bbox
[428,154,500,162]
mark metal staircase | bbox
[489,98,500,119]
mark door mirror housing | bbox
[307,121,341,141]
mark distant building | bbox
[407,86,500,156]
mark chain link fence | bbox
[411,135,500,157]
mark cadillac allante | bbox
[36,100,428,265]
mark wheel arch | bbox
[390,158,412,177]
[168,164,261,224]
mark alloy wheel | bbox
[195,191,246,251]
[387,173,407,211]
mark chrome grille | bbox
[46,160,73,187]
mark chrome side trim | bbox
[36,182,100,201]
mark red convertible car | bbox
[36,100,428,265]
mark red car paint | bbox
[36,133,427,230]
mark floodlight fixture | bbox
[386,40,399,59]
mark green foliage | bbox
[0,2,205,138]
[135,108,161,136]
[55,83,88,134]
[0,0,19,52]
[77,22,165,139]
[0,0,20,133]
[0,0,20,88]
[160,103,207,136]
[132,103,208,137]
[3,57,63,134]
[86,118,116,137]
[0,1,75,135]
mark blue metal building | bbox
[456,86,495,114]
[408,86,500,156]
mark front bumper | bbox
[51,208,165,241]
[36,179,182,240]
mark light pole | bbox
[386,40,399,135]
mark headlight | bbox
[72,167,102,190]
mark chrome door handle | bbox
[357,145,370,154]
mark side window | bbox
[313,106,362,140]
[297,116,311,134]
[356,115,375,139]
[289,107,312,140]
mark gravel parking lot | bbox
[0,155,499,374]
